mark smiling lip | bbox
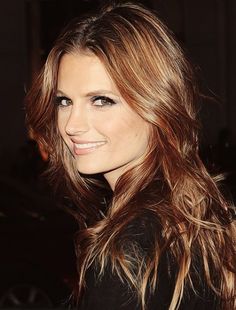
[72,141,106,155]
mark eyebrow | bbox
[56,90,69,97]
[56,89,120,98]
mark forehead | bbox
[57,52,119,95]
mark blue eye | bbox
[55,96,72,107]
[92,96,116,107]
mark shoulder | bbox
[118,210,164,251]
[80,211,220,309]
[116,212,220,308]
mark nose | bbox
[65,105,90,136]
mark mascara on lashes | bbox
[55,96,72,107]
[91,95,116,106]
[54,95,117,107]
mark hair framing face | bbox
[25,3,236,310]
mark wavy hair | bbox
[25,2,236,309]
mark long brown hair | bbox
[25,2,236,309]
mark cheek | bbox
[93,110,149,149]
[57,112,67,137]
[94,116,124,141]
[104,118,147,149]
[126,121,150,154]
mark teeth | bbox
[74,142,105,149]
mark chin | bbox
[76,164,103,176]
[78,169,100,175]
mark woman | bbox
[25,2,236,309]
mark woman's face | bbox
[57,52,150,189]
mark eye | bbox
[92,96,116,107]
[55,96,72,107]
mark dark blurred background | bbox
[0,0,235,308]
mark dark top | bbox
[78,213,218,310]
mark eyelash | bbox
[55,95,116,108]
[55,96,72,107]
[91,96,116,107]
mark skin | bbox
[57,52,150,190]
